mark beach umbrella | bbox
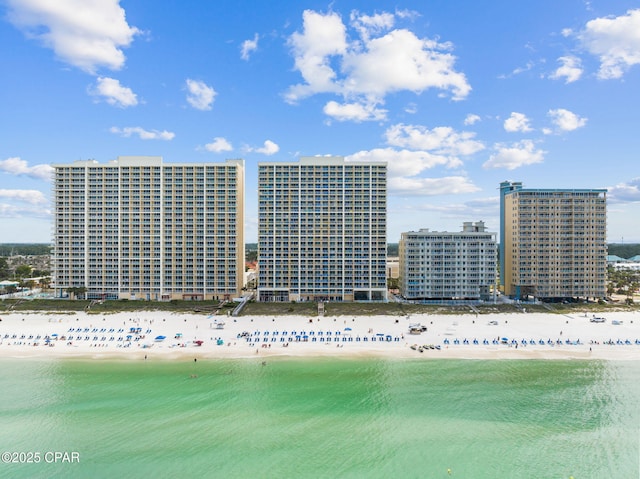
[155,335,166,341]
[344,327,352,331]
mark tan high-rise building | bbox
[257,156,387,302]
[499,181,607,300]
[53,156,244,301]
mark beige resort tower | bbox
[53,156,244,301]
[499,181,607,301]
[257,156,387,302]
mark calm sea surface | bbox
[0,358,638,479]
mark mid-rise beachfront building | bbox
[53,156,244,301]
[399,222,497,301]
[499,181,607,300]
[257,156,387,302]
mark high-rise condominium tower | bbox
[53,156,244,300]
[499,181,607,300]
[257,156,387,302]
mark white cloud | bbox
[385,124,484,157]
[0,202,51,219]
[504,112,533,132]
[388,176,480,196]
[607,178,640,203]
[241,33,259,60]
[483,140,546,170]
[464,114,481,125]
[185,79,216,110]
[0,157,52,180]
[404,103,418,114]
[285,9,470,120]
[578,9,640,79]
[0,189,48,205]
[391,196,498,225]
[204,137,233,153]
[6,0,139,74]
[547,108,587,132]
[342,28,470,100]
[347,148,459,177]
[90,77,138,107]
[247,140,279,156]
[346,121,483,197]
[110,126,175,140]
[549,56,583,83]
[323,100,387,122]
[286,10,347,101]
[349,10,395,41]
[511,61,535,76]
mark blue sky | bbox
[1,0,640,244]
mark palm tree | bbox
[66,286,87,300]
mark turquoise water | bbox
[0,358,638,478]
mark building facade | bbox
[399,222,497,301]
[499,181,607,300]
[53,156,244,300]
[257,157,387,302]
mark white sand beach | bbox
[1,309,640,360]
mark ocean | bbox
[0,358,638,478]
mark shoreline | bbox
[1,310,640,361]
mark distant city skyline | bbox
[1,1,640,243]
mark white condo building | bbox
[53,156,244,301]
[399,222,497,301]
[257,157,387,302]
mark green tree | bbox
[40,277,51,289]
[66,286,87,300]
[0,257,9,280]
[15,264,32,279]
